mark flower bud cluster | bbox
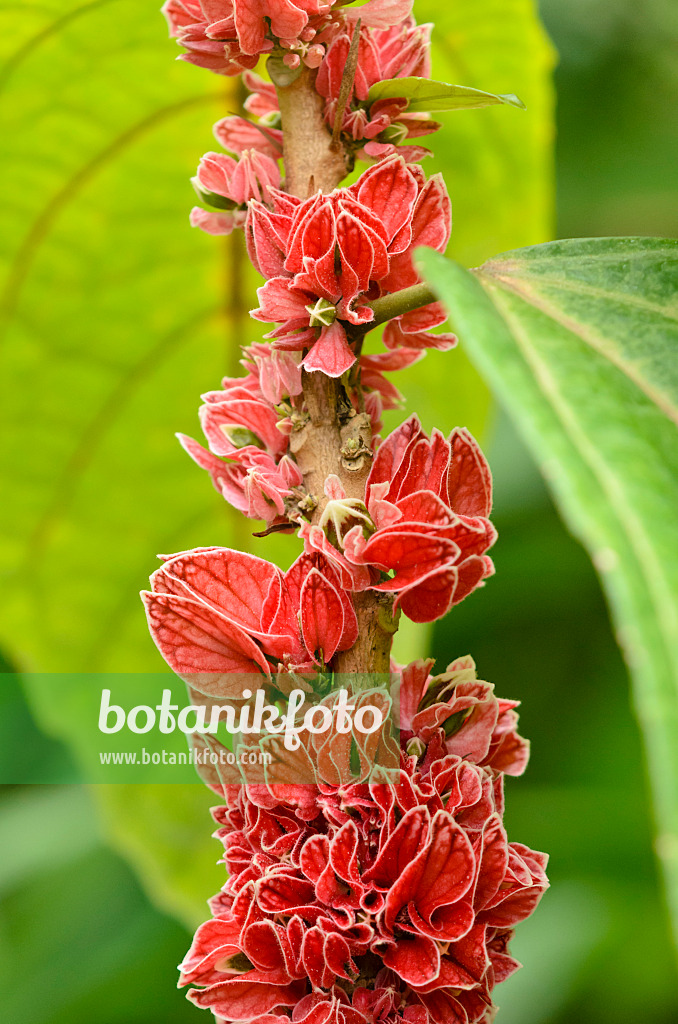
[162,0,415,75]
[175,657,547,1024]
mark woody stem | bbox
[273,65,398,676]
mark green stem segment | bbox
[366,283,437,328]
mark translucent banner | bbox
[8,673,401,786]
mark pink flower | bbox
[398,655,530,777]
[179,345,304,525]
[317,18,440,160]
[191,149,281,234]
[189,207,244,235]
[305,416,495,623]
[142,546,359,679]
[195,149,280,205]
[213,115,284,161]
[247,157,456,376]
[177,651,547,1023]
[162,0,413,76]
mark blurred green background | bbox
[0,1,676,1022]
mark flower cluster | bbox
[317,18,439,162]
[248,156,456,376]
[163,0,414,75]
[191,149,281,235]
[178,343,303,527]
[222,19,439,165]
[177,656,547,1024]
[177,342,430,525]
[316,415,497,623]
[142,546,361,677]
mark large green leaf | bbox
[420,237,678,940]
[0,0,554,925]
[367,76,525,112]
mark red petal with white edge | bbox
[302,322,356,378]
[410,174,451,252]
[329,819,362,884]
[300,568,346,664]
[367,414,424,494]
[299,833,330,883]
[361,348,424,372]
[380,934,440,987]
[151,548,280,632]
[394,432,451,501]
[364,530,458,581]
[447,428,493,517]
[394,489,454,527]
[246,203,288,278]
[415,991,471,1024]
[408,897,477,945]
[141,591,271,683]
[301,929,332,989]
[241,921,296,976]
[190,207,237,236]
[397,555,487,623]
[324,932,357,980]
[335,212,380,302]
[253,277,311,324]
[200,398,286,458]
[399,301,450,332]
[383,319,457,352]
[298,202,340,298]
[189,978,305,1020]
[473,815,509,911]
[355,156,418,246]
[179,917,242,985]
[351,0,414,29]
[364,806,430,887]
[384,811,474,931]
[397,658,435,732]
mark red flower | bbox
[248,157,456,376]
[178,653,547,1023]
[213,116,284,162]
[191,149,281,234]
[304,416,496,623]
[141,546,359,680]
[179,345,303,524]
[317,18,439,161]
[398,655,530,778]
[162,0,413,76]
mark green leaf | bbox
[0,0,555,924]
[419,237,678,942]
[367,76,525,112]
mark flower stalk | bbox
[148,4,550,1021]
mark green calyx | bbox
[306,298,338,328]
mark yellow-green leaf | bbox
[367,76,525,112]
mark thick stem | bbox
[273,65,398,678]
[289,370,372,508]
[273,64,348,198]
